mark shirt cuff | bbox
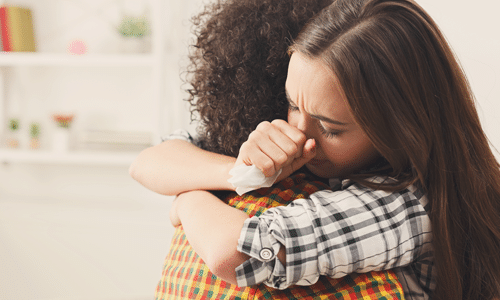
[235,216,288,288]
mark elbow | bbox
[128,158,139,179]
[205,238,249,286]
[205,230,250,285]
[128,149,147,182]
[128,148,176,196]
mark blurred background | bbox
[0,0,498,299]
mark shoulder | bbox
[305,176,429,216]
[345,176,428,206]
[161,129,202,147]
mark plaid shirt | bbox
[235,177,435,300]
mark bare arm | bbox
[173,190,249,284]
[172,190,285,284]
[129,139,236,196]
[129,120,314,196]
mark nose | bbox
[289,112,314,139]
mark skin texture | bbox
[286,53,380,179]
[129,139,236,195]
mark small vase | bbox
[52,127,70,152]
[121,37,147,53]
[5,131,20,148]
[30,138,40,150]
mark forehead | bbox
[286,52,352,124]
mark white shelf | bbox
[0,52,157,67]
[0,148,139,166]
[0,0,168,166]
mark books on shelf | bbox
[0,6,36,52]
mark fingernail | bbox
[310,139,316,151]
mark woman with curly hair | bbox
[185,0,334,158]
[131,0,333,195]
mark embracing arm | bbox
[172,190,286,284]
[172,182,431,289]
[130,120,315,196]
[129,139,236,195]
[235,183,432,289]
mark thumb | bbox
[290,138,316,172]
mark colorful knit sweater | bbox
[155,173,405,300]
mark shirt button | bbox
[259,248,274,261]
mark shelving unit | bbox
[0,1,197,299]
[0,148,139,165]
[0,0,170,166]
[0,52,158,67]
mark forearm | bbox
[129,139,236,195]
[175,190,250,284]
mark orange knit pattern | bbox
[155,173,405,300]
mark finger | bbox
[275,139,317,183]
[256,121,298,151]
[255,121,303,157]
[270,119,307,157]
[303,138,317,159]
[290,138,317,173]
[254,138,289,174]
[267,129,300,159]
[251,148,278,177]
[248,124,294,173]
[238,139,278,176]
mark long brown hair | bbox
[291,0,500,299]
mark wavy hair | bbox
[291,0,500,299]
[184,0,332,157]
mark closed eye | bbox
[317,122,343,138]
[288,102,299,112]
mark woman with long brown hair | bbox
[286,0,500,298]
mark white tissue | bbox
[227,164,282,195]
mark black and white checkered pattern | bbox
[161,129,197,144]
[235,178,435,299]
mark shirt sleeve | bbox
[235,180,432,289]
[160,129,201,146]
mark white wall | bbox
[0,0,202,299]
[416,0,500,159]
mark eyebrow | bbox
[285,90,349,126]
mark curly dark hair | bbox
[184,0,332,157]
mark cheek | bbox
[323,136,378,167]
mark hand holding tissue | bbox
[228,120,317,195]
[228,164,282,195]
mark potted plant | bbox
[117,15,150,53]
[29,122,41,149]
[52,114,74,152]
[6,118,20,148]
